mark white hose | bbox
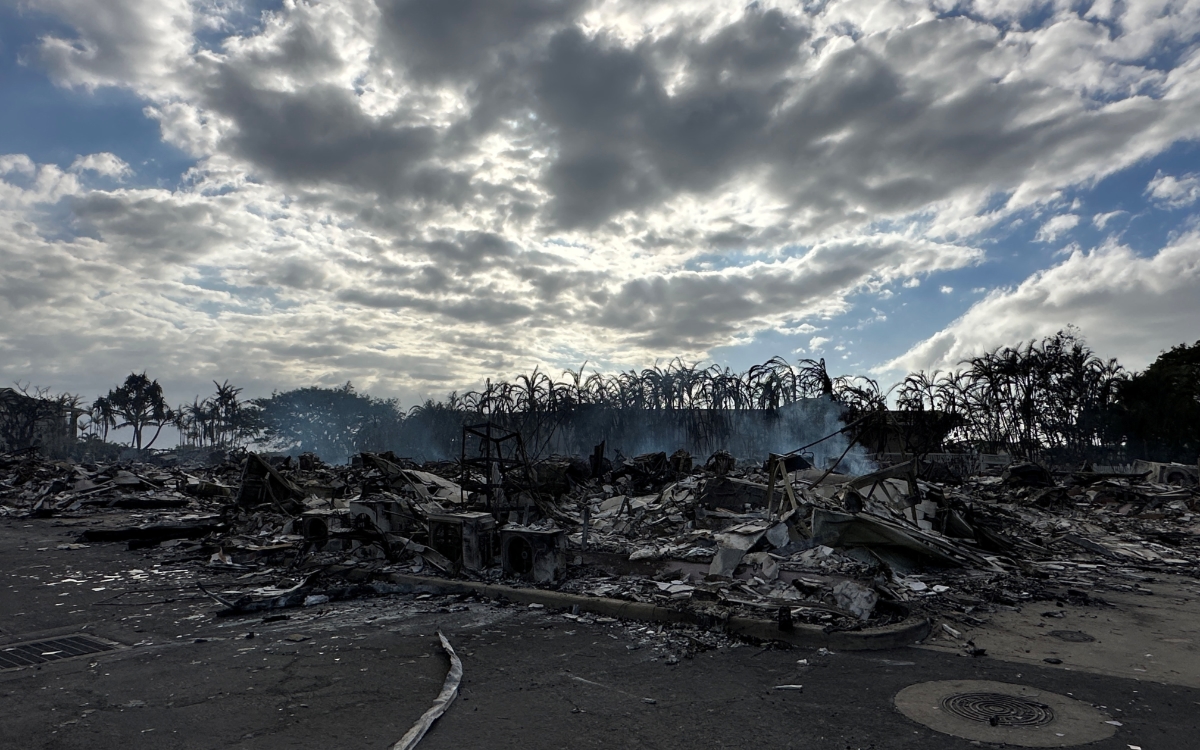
[391,631,462,750]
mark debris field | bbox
[4,438,1198,660]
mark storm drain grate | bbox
[895,680,1116,747]
[0,635,117,669]
[941,692,1056,727]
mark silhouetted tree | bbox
[892,330,1126,461]
[101,373,173,450]
[253,383,399,463]
[1,385,79,452]
[1119,341,1200,463]
[176,380,258,449]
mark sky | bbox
[1,0,1199,409]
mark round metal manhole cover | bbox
[941,692,1055,727]
[1049,630,1095,643]
[894,680,1117,747]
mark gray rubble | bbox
[2,442,1198,643]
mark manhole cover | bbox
[1049,630,1095,642]
[0,634,120,670]
[941,692,1055,727]
[894,680,1116,747]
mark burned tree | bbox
[0,385,82,454]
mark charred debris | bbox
[4,417,1199,651]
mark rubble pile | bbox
[3,441,1199,644]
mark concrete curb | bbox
[384,573,931,651]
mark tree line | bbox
[7,331,1198,465]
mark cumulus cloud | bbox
[0,154,36,177]
[1146,170,1200,208]
[44,0,1200,240]
[5,0,1200,399]
[887,232,1200,373]
[1035,213,1080,242]
[69,153,132,179]
[32,0,195,93]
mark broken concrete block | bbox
[708,547,745,577]
[832,580,877,620]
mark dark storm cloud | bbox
[202,71,470,201]
[535,11,811,228]
[375,0,585,82]
[525,18,970,231]
[232,11,345,79]
[753,22,1140,222]
[524,14,1197,237]
[199,2,828,231]
[188,4,1199,248]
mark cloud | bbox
[778,323,819,336]
[585,235,981,348]
[1035,213,1080,242]
[6,0,1200,401]
[67,189,245,268]
[887,232,1200,373]
[1146,170,1200,208]
[0,154,36,177]
[33,0,195,93]
[68,0,1200,241]
[0,150,983,397]
[376,0,585,83]
[69,153,132,179]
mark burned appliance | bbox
[299,508,352,552]
[349,498,409,534]
[427,512,496,572]
[500,527,567,583]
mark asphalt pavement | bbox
[2,516,1196,750]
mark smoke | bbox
[252,384,877,473]
[345,396,874,473]
[530,397,875,471]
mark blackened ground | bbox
[1,516,1195,750]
